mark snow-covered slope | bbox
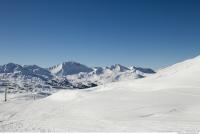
[0,63,52,80]
[23,65,53,79]
[49,62,155,87]
[49,62,93,76]
[0,56,200,133]
[66,64,154,85]
[0,63,30,75]
[109,64,129,72]
[129,66,155,76]
[0,63,53,93]
[116,55,200,92]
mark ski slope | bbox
[0,56,200,133]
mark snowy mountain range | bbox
[0,63,53,80]
[1,55,200,132]
[0,61,155,92]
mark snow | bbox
[49,61,94,76]
[0,56,200,133]
[0,62,155,92]
[65,64,153,86]
[47,90,84,101]
[49,64,63,74]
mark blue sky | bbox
[0,0,200,69]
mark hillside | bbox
[0,56,200,133]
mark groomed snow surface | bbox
[1,56,200,133]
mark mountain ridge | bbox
[0,61,155,92]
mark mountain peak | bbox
[129,66,155,74]
[110,64,130,72]
[23,65,53,79]
[0,63,23,73]
[62,61,80,65]
[49,61,93,76]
